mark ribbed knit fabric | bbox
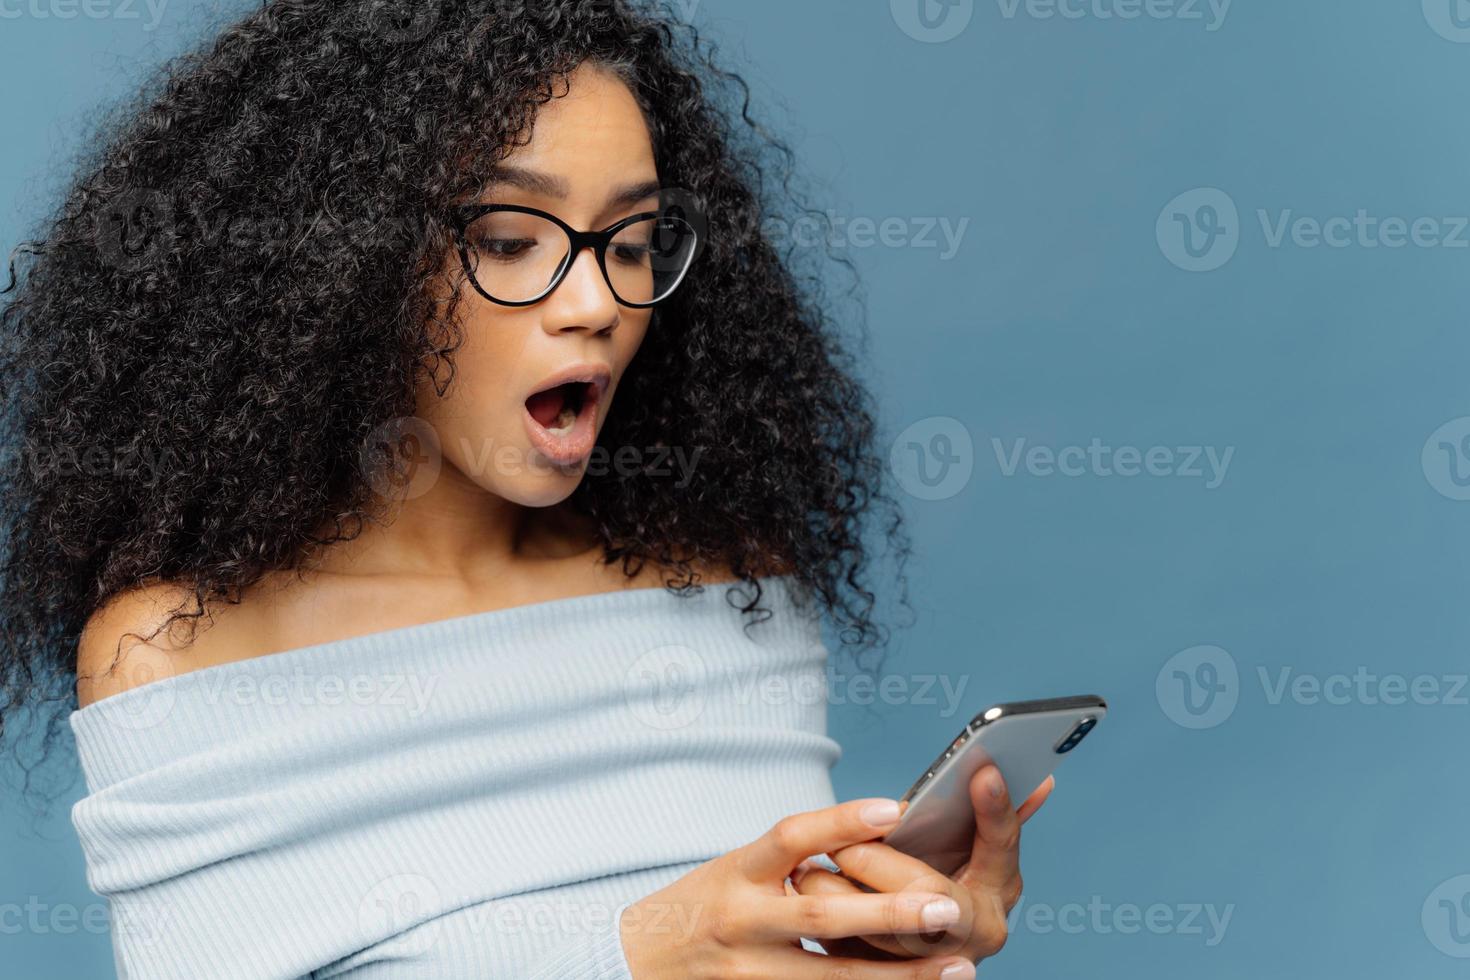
[68,576,841,979]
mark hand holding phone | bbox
[880,695,1106,875]
[786,695,1106,966]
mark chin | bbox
[494,460,590,509]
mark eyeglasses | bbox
[449,203,700,308]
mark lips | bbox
[522,365,611,466]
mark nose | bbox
[539,244,620,337]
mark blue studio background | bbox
[3,0,1466,976]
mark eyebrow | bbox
[482,165,662,210]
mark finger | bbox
[785,859,844,896]
[1017,775,1055,824]
[791,866,864,895]
[747,890,964,942]
[791,865,920,959]
[825,841,958,897]
[739,798,908,883]
[818,936,906,960]
[807,846,979,957]
[820,935,940,964]
[964,765,1020,890]
[759,945,977,979]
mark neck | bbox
[318,463,596,581]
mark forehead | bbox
[496,65,656,191]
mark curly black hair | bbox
[0,0,911,793]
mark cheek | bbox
[419,327,527,454]
[460,298,539,395]
[614,316,653,377]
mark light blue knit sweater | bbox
[69,576,842,978]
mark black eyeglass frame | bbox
[449,203,699,309]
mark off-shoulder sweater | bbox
[69,577,840,978]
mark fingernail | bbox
[921,898,962,930]
[940,962,976,979]
[983,767,1005,799]
[860,798,903,827]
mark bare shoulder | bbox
[75,582,264,708]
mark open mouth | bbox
[526,381,592,435]
[521,373,607,466]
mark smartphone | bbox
[880,695,1107,875]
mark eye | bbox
[612,241,651,264]
[473,236,537,261]
[609,218,660,264]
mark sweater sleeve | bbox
[519,902,829,978]
[524,902,637,980]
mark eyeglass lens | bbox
[461,209,697,305]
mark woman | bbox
[0,1,1051,976]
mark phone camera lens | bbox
[1054,717,1096,754]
